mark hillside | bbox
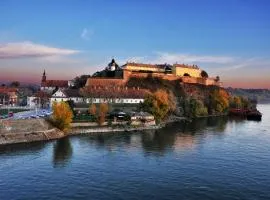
[227,88,270,103]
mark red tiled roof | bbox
[34,91,52,98]
[41,80,68,88]
[0,87,18,94]
[85,77,125,87]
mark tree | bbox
[97,103,109,125]
[189,98,208,117]
[88,104,97,115]
[10,81,20,88]
[52,102,74,131]
[209,89,229,114]
[73,75,91,88]
[141,89,173,123]
[201,70,209,78]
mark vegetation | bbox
[10,81,20,88]
[52,102,73,131]
[141,89,175,123]
[73,75,91,89]
[184,98,208,118]
[201,70,209,78]
[88,104,97,115]
[227,88,270,103]
[209,89,230,114]
[97,103,109,125]
[229,96,251,109]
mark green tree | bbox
[189,98,208,117]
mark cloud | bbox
[0,41,80,59]
[116,52,235,66]
[80,28,93,40]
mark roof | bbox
[0,87,18,94]
[85,77,125,87]
[123,62,165,69]
[81,87,149,99]
[34,91,51,98]
[41,80,69,88]
[173,64,200,69]
[63,89,82,97]
[52,88,82,98]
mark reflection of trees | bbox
[80,133,132,151]
[76,116,242,156]
[0,141,47,156]
[142,129,176,156]
[53,137,73,168]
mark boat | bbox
[246,110,262,121]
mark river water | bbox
[0,104,269,200]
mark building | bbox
[50,88,84,106]
[40,70,70,91]
[81,86,148,104]
[0,87,18,106]
[122,62,166,73]
[172,64,202,77]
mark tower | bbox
[42,70,46,82]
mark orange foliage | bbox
[88,104,97,115]
[52,102,73,131]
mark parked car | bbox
[8,112,14,117]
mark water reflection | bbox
[0,141,47,156]
[79,116,242,156]
[53,137,73,168]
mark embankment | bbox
[0,119,65,145]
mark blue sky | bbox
[0,0,270,88]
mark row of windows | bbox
[52,98,143,103]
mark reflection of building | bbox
[0,87,18,106]
[174,135,196,151]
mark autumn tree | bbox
[52,102,74,131]
[97,103,109,126]
[209,89,229,114]
[141,89,175,123]
[88,104,97,115]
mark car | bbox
[8,112,14,117]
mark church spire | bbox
[42,70,46,82]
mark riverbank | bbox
[0,119,161,145]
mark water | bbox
[0,104,270,200]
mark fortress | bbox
[85,59,221,88]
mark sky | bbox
[0,0,270,88]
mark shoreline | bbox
[0,114,229,146]
[0,119,162,146]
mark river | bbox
[0,104,269,200]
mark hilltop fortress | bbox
[85,59,221,88]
